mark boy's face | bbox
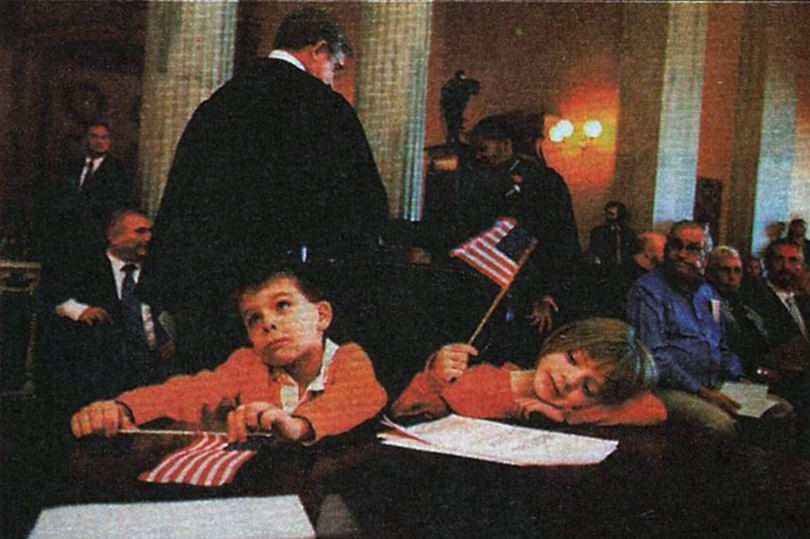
[239,278,332,367]
[532,349,606,410]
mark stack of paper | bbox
[29,496,315,539]
[720,382,780,418]
[379,415,618,466]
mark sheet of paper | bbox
[720,381,779,418]
[29,495,315,539]
[379,415,618,466]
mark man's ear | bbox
[316,301,333,331]
[312,39,331,58]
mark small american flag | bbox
[138,433,257,487]
[451,218,537,289]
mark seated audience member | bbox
[70,269,388,444]
[741,254,765,301]
[390,318,665,427]
[39,209,175,410]
[627,221,792,440]
[705,246,772,378]
[748,239,810,376]
[786,218,810,269]
[595,230,665,318]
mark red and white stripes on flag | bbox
[138,433,256,487]
[450,218,535,289]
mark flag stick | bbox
[467,238,538,346]
[119,428,273,438]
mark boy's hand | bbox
[431,343,477,383]
[511,397,569,423]
[71,401,134,438]
[227,403,312,443]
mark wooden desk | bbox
[3,408,810,539]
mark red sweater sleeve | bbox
[390,363,516,420]
[389,370,450,420]
[118,348,266,425]
[294,343,388,442]
[441,364,515,419]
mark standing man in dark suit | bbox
[46,122,137,266]
[41,209,175,412]
[140,7,389,370]
[589,201,639,270]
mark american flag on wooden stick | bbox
[450,218,537,289]
[138,433,257,487]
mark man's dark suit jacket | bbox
[45,155,137,265]
[589,222,638,269]
[749,281,810,350]
[39,253,172,411]
[140,58,389,368]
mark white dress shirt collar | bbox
[268,49,306,72]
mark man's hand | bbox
[528,296,558,334]
[511,397,569,423]
[697,387,741,416]
[158,340,177,361]
[78,306,110,325]
[227,403,312,443]
[431,343,477,383]
[71,401,134,438]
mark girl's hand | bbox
[511,397,569,423]
[431,343,478,383]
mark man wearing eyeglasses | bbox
[141,7,388,370]
[705,245,772,380]
[627,220,745,439]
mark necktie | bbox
[80,158,94,190]
[121,264,147,342]
[613,226,622,265]
[785,294,808,339]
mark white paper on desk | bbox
[720,381,779,418]
[29,495,315,539]
[379,415,618,466]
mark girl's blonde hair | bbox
[538,318,657,404]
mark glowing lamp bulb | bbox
[549,125,564,143]
[583,119,602,139]
[557,119,574,138]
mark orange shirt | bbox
[118,340,388,442]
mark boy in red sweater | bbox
[71,270,387,443]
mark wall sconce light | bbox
[583,119,602,140]
[549,119,574,143]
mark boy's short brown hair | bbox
[538,318,658,404]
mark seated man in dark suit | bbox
[705,245,773,379]
[40,209,175,412]
[748,239,810,398]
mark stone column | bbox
[748,4,802,255]
[137,2,237,218]
[354,2,432,220]
[614,3,707,231]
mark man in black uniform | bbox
[140,8,389,369]
[458,115,580,364]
